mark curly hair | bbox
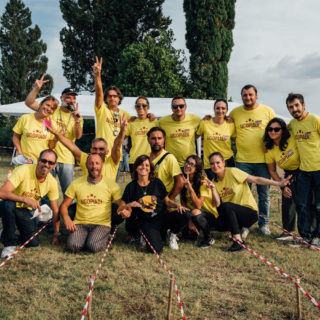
[131,155,156,181]
[263,118,290,151]
[180,155,204,205]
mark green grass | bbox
[0,170,320,319]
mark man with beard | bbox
[59,153,128,253]
[0,149,59,258]
[230,85,275,236]
[286,93,320,247]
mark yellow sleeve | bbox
[232,168,248,184]
[12,116,25,134]
[111,181,122,202]
[265,149,275,164]
[65,181,76,200]
[168,154,182,177]
[196,120,204,136]
[47,177,59,201]
[8,166,24,189]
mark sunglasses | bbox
[39,159,56,166]
[172,104,185,109]
[267,127,281,132]
[135,103,148,108]
[185,160,196,167]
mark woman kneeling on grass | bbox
[119,155,190,254]
[207,152,291,251]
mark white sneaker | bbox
[259,225,271,235]
[311,237,320,247]
[241,227,250,240]
[1,246,16,259]
[168,230,179,250]
[140,235,146,247]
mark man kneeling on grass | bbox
[59,153,129,253]
[0,149,59,258]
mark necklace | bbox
[138,182,148,195]
[59,109,73,134]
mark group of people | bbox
[1,56,319,258]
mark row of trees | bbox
[0,0,236,105]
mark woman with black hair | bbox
[264,117,300,240]
[120,155,189,253]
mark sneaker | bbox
[276,233,293,241]
[228,240,245,252]
[259,225,271,235]
[140,235,146,247]
[1,246,16,259]
[168,230,179,250]
[288,238,310,248]
[241,227,250,240]
[199,237,215,249]
[311,237,320,247]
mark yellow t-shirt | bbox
[94,102,130,157]
[13,114,54,163]
[213,167,258,211]
[197,120,235,169]
[186,182,219,218]
[265,134,300,171]
[152,149,182,193]
[230,104,275,163]
[159,114,201,167]
[126,118,159,164]
[289,113,320,171]
[79,152,118,182]
[9,164,59,209]
[51,108,83,164]
[65,176,121,227]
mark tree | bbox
[59,0,171,92]
[0,0,53,105]
[184,0,236,99]
[115,30,187,97]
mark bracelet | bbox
[54,232,61,237]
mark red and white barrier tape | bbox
[0,145,14,150]
[258,214,320,253]
[228,234,320,310]
[80,226,118,320]
[0,223,48,268]
[140,231,186,320]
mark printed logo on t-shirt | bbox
[170,128,190,138]
[22,188,40,201]
[105,117,117,126]
[80,194,103,205]
[26,130,47,139]
[139,195,157,217]
[207,132,230,141]
[219,187,233,199]
[294,130,312,141]
[240,118,262,129]
[135,126,149,136]
[278,149,294,166]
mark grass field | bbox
[0,166,320,319]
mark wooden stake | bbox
[296,277,302,320]
[167,273,175,320]
[88,276,94,320]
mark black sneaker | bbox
[228,240,245,252]
[276,233,293,241]
[199,237,215,249]
[288,238,310,248]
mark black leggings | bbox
[192,202,258,239]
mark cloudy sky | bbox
[1,0,320,117]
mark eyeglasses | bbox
[172,104,185,109]
[185,160,196,167]
[39,159,56,166]
[135,103,148,108]
[107,94,118,99]
[267,127,281,132]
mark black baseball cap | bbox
[61,88,78,96]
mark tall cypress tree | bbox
[60,0,171,91]
[184,0,236,99]
[0,0,53,104]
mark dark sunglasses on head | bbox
[172,104,185,109]
[39,159,56,166]
[184,160,196,167]
[267,127,281,132]
[135,103,148,108]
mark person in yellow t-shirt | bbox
[159,96,201,168]
[24,76,84,194]
[229,84,276,235]
[0,149,59,258]
[209,152,290,251]
[13,95,58,163]
[264,117,300,239]
[196,98,235,180]
[126,96,159,172]
[59,154,128,253]
[286,93,320,247]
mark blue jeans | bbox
[51,163,74,194]
[296,170,320,240]
[236,162,270,227]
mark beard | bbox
[151,144,162,153]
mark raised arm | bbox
[93,56,104,109]
[72,103,83,139]
[25,74,50,111]
[111,114,128,165]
